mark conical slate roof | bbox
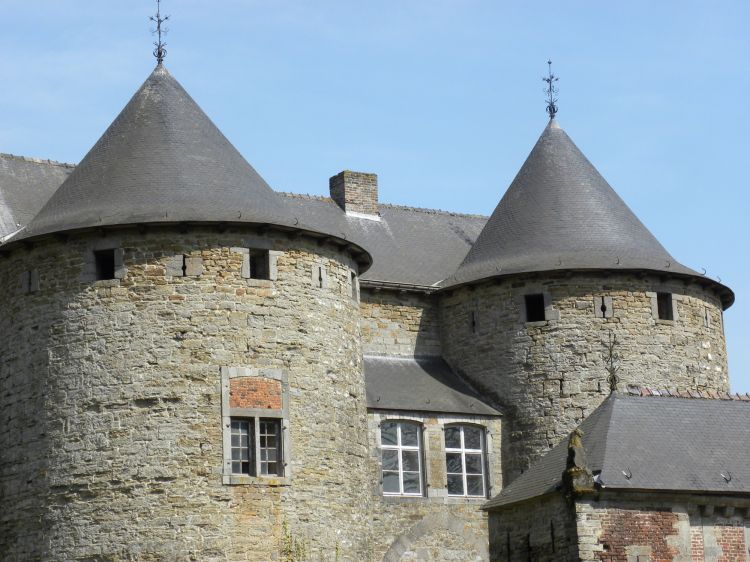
[19,65,312,239]
[447,119,702,285]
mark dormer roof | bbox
[445,120,730,305]
[16,65,329,242]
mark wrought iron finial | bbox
[150,0,169,64]
[543,59,559,119]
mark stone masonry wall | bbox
[440,272,729,482]
[0,226,371,561]
[575,494,750,561]
[368,410,502,561]
[488,495,579,562]
[360,289,442,357]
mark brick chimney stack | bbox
[329,171,379,216]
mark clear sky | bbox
[1,1,748,392]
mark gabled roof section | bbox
[364,355,500,415]
[484,392,750,510]
[18,65,308,240]
[0,154,73,238]
[447,120,716,289]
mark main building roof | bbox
[0,154,73,239]
[447,120,701,286]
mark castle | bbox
[1,58,749,561]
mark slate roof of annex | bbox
[0,154,73,239]
[364,355,500,415]
[484,389,750,510]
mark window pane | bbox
[231,434,240,447]
[232,448,241,460]
[382,471,400,493]
[382,449,399,471]
[446,452,463,474]
[445,426,461,449]
[400,424,419,447]
[232,461,241,474]
[381,422,398,446]
[447,474,464,495]
[464,427,482,450]
[466,475,484,496]
[465,454,483,475]
[402,472,421,494]
[258,419,281,476]
[402,450,420,472]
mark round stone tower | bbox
[439,119,734,482]
[0,65,373,560]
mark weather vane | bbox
[543,60,559,119]
[150,0,169,65]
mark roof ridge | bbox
[624,385,750,401]
[379,202,487,219]
[0,152,75,169]
[278,191,333,203]
[278,191,488,219]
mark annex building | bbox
[1,59,749,561]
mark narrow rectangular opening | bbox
[657,292,673,320]
[94,249,116,280]
[525,293,545,322]
[249,249,270,280]
[351,272,358,300]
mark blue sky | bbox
[1,1,748,392]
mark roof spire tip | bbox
[150,0,169,65]
[543,59,559,120]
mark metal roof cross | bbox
[150,0,169,65]
[543,60,559,119]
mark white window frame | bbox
[380,421,424,497]
[445,424,487,498]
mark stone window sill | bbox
[525,320,549,328]
[379,494,487,505]
[92,279,121,288]
[223,474,290,487]
[655,319,675,326]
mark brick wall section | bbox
[575,496,750,562]
[717,526,747,562]
[229,377,282,409]
[360,289,442,357]
[440,272,728,483]
[596,507,679,561]
[329,170,379,215]
[691,525,705,561]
